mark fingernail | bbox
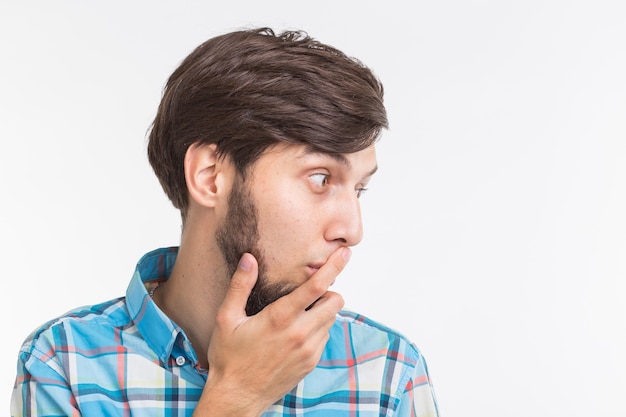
[238,254,252,271]
[341,247,351,262]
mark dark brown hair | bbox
[147,27,388,218]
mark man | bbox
[12,28,439,416]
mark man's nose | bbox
[324,190,364,247]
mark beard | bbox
[215,175,296,315]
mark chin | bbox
[245,279,298,316]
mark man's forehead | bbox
[288,142,376,159]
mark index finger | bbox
[278,247,351,314]
[218,253,259,321]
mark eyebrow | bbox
[363,165,379,179]
[304,151,379,179]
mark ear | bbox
[184,143,230,208]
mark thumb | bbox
[218,253,258,320]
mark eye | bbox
[356,187,368,198]
[309,173,329,188]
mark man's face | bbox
[216,144,378,315]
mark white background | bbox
[1,1,625,415]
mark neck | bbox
[152,218,230,369]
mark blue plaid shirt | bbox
[12,248,439,416]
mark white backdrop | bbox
[1,1,625,416]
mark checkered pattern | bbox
[12,248,439,416]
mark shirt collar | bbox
[126,247,199,366]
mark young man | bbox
[12,28,439,416]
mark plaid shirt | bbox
[12,248,439,416]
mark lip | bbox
[306,262,326,277]
[306,263,336,286]
[307,265,321,274]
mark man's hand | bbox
[193,247,349,417]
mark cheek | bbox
[253,173,326,255]
[256,195,316,259]
[257,180,313,231]
[260,198,308,241]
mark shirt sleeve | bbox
[11,349,81,417]
[394,350,440,417]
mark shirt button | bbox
[175,356,186,366]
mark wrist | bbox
[193,378,267,417]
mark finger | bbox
[304,290,345,323]
[218,253,258,321]
[283,247,351,313]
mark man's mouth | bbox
[307,263,337,286]
[307,265,321,275]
